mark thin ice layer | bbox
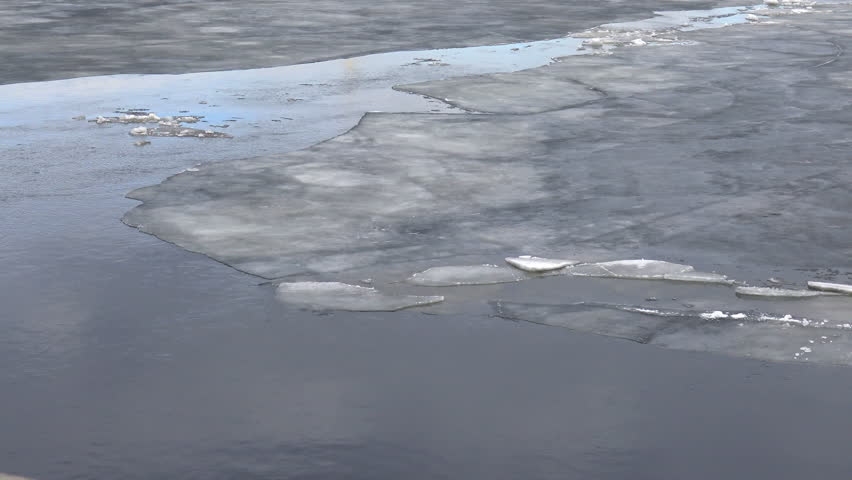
[736,286,832,298]
[407,265,527,286]
[566,260,694,279]
[505,256,579,272]
[276,281,444,311]
[494,301,852,365]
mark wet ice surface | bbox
[120,3,852,366]
[275,282,444,311]
[808,281,852,294]
[736,286,835,297]
[407,265,528,286]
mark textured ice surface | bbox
[505,256,579,272]
[124,7,852,284]
[397,70,603,114]
[407,265,527,286]
[566,260,694,279]
[808,282,852,295]
[276,281,444,311]
[495,301,852,365]
[736,286,834,298]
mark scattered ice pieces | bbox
[701,310,729,319]
[800,346,812,353]
[504,255,578,272]
[566,259,696,280]
[807,281,852,295]
[275,281,443,311]
[407,264,526,286]
[130,126,148,136]
[72,115,86,121]
[735,286,831,298]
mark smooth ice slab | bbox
[566,260,694,279]
[407,265,527,286]
[276,282,444,311]
[505,256,579,273]
[736,286,834,298]
[660,271,732,284]
[494,301,852,366]
[808,282,852,295]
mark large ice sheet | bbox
[124,5,852,291]
[494,301,852,365]
[276,281,444,311]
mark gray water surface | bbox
[3,2,852,479]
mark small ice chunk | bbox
[663,271,732,284]
[731,313,747,320]
[407,264,526,286]
[129,126,148,136]
[800,346,812,353]
[276,281,443,311]
[765,0,780,5]
[745,14,761,22]
[504,255,578,272]
[701,311,729,319]
[736,286,830,298]
[133,140,151,147]
[807,281,852,295]
[631,38,647,46]
[567,259,694,280]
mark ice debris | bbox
[275,281,443,311]
[407,264,527,286]
[504,255,578,273]
[807,281,852,295]
[735,286,833,298]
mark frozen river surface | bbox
[2,1,852,479]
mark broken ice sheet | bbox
[407,265,527,286]
[276,281,443,311]
[494,301,852,365]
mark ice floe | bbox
[504,255,578,272]
[276,281,444,311]
[407,265,527,286]
[736,286,833,298]
[567,259,694,278]
[494,300,852,365]
[808,281,852,295]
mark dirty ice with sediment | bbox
[5,1,852,366]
